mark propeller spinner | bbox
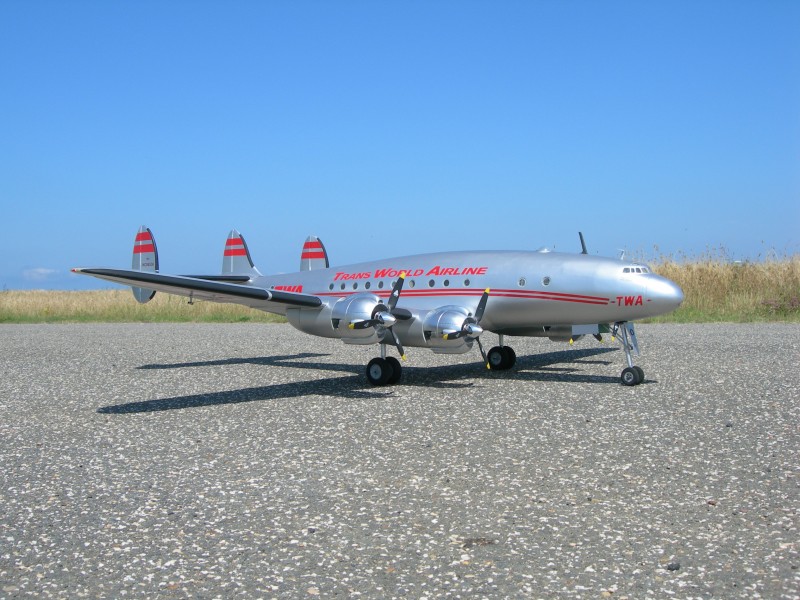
[348,273,408,359]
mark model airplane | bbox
[73,227,683,386]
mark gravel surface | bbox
[1,323,798,599]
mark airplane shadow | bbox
[137,352,336,371]
[99,347,628,415]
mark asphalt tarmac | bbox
[1,323,798,599]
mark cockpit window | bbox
[623,266,651,274]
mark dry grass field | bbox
[651,256,799,322]
[0,289,285,323]
[1,258,798,323]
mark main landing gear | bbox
[366,355,402,386]
[486,334,516,371]
[365,336,519,387]
[614,322,645,386]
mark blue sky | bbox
[2,1,798,290]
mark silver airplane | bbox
[73,227,683,386]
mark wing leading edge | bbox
[72,268,322,309]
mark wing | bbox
[72,268,322,310]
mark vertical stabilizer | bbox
[222,230,259,275]
[131,226,158,303]
[300,236,329,271]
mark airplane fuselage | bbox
[242,250,682,352]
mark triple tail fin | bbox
[131,226,158,303]
[300,235,329,271]
[222,230,261,276]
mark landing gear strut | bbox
[615,322,645,385]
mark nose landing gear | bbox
[614,322,645,385]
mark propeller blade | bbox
[475,336,489,369]
[387,272,406,312]
[442,330,465,341]
[389,328,407,360]
[474,288,490,322]
[349,319,376,330]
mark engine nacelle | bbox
[331,293,387,345]
[422,306,473,354]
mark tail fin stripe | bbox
[134,244,156,254]
[135,232,154,242]
[303,241,324,250]
[224,248,248,256]
[301,251,326,259]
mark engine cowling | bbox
[331,293,388,344]
[422,306,474,354]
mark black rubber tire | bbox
[487,346,506,370]
[633,366,645,384]
[502,346,517,369]
[385,356,402,385]
[621,366,640,386]
[366,357,393,386]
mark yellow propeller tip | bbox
[486,363,491,369]
[484,288,490,294]
[401,354,408,361]
[399,272,406,279]
[347,324,355,329]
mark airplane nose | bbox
[647,276,684,313]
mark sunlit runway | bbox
[1,323,798,598]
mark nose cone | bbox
[647,275,684,315]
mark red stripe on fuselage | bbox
[315,288,610,304]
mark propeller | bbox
[442,288,491,368]
[348,273,408,359]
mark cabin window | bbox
[353,283,358,289]
[329,283,334,290]
[340,283,346,290]
[542,276,551,286]
[428,279,435,288]
[443,279,450,287]
[378,281,384,289]
[365,281,371,289]
[623,268,631,273]
[464,279,470,287]
[409,280,416,288]
[518,277,526,287]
